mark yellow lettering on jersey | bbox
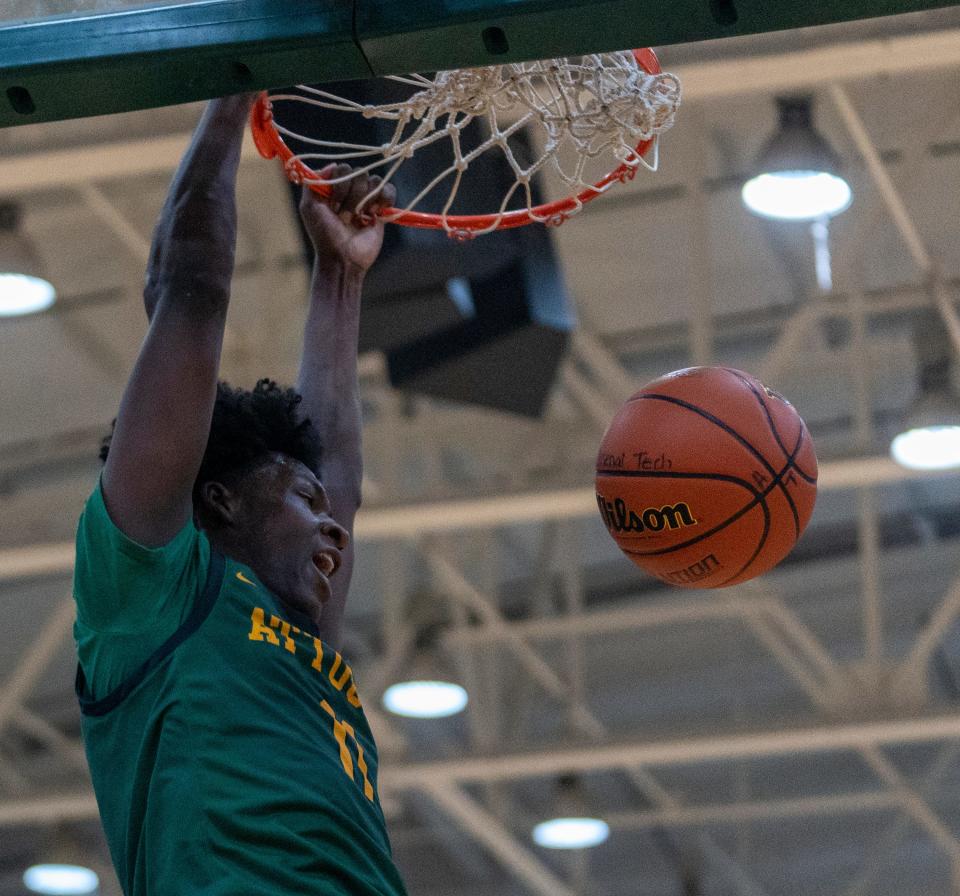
[328,652,353,691]
[320,699,354,777]
[320,699,375,802]
[247,607,280,646]
[345,682,361,708]
[277,619,296,654]
[310,637,324,673]
[341,718,375,801]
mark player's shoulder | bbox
[79,477,199,555]
[74,477,210,612]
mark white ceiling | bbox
[3,8,960,896]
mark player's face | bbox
[235,455,348,623]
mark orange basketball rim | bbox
[250,48,673,237]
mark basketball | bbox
[595,367,818,588]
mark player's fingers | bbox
[300,186,342,231]
[298,187,324,227]
[312,163,338,203]
[325,163,353,211]
[298,185,319,216]
[335,172,375,226]
[344,174,393,226]
[367,176,397,212]
[343,171,376,215]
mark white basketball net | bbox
[268,51,681,237]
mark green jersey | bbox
[73,482,407,896]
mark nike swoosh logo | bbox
[236,571,257,587]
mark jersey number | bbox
[320,699,375,802]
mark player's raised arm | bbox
[101,94,255,547]
[295,168,396,646]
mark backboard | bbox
[3,0,187,26]
[2,0,958,127]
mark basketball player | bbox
[73,94,407,895]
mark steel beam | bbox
[422,782,576,896]
[0,455,953,589]
[6,716,960,828]
[0,793,98,827]
[860,746,960,865]
[842,742,960,896]
[677,29,960,100]
[608,789,900,830]
[0,598,75,735]
[624,766,771,896]
[0,133,264,194]
[895,574,960,693]
[384,714,960,789]
[1,457,954,577]
[828,81,960,357]
[426,550,606,739]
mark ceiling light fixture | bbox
[532,775,609,849]
[891,307,960,471]
[891,423,960,470]
[532,817,610,849]
[23,864,99,895]
[742,96,852,222]
[382,680,468,718]
[383,600,469,719]
[0,201,56,317]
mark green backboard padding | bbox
[357,0,959,75]
[0,0,365,127]
[1,0,957,127]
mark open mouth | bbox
[313,551,338,577]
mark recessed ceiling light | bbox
[741,171,852,221]
[0,273,56,317]
[23,864,99,895]
[532,817,610,849]
[742,96,851,222]
[382,680,468,718]
[890,425,960,471]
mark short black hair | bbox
[99,378,323,509]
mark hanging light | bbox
[532,817,610,849]
[0,200,56,317]
[742,96,852,222]
[891,419,960,470]
[382,610,469,719]
[532,776,610,850]
[23,864,99,895]
[23,825,100,895]
[382,680,468,718]
[891,307,960,471]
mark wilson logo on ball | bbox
[596,496,698,534]
[595,366,818,588]
[662,553,720,585]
